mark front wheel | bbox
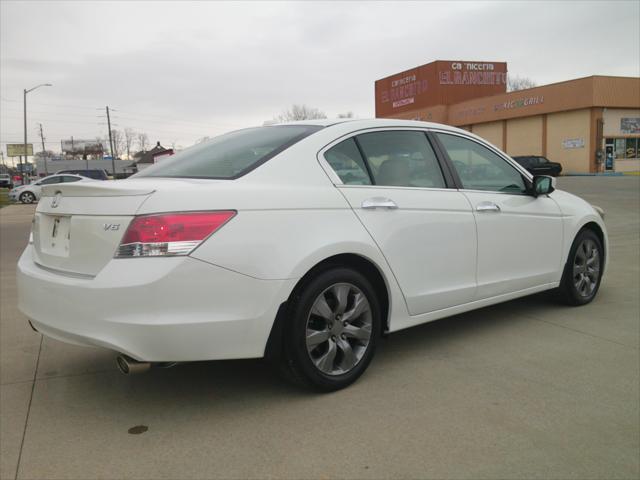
[280,267,381,391]
[20,191,35,204]
[557,229,603,305]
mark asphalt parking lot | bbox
[1,176,638,480]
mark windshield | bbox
[135,125,323,179]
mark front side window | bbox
[39,176,62,185]
[136,125,322,179]
[437,133,526,194]
[356,131,446,188]
[324,138,371,185]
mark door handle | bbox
[361,197,398,210]
[476,202,501,213]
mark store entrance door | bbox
[605,145,615,171]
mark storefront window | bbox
[615,138,626,159]
[626,138,638,159]
[606,138,639,159]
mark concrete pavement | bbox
[1,177,638,479]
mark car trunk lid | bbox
[32,180,157,276]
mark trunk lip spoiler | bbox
[41,183,156,197]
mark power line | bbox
[2,98,244,129]
[1,97,102,110]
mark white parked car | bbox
[9,174,92,204]
[17,119,607,391]
[0,173,13,188]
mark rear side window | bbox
[324,138,371,185]
[357,131,446,188]
[136,125,322,179]
[62,176,82,183]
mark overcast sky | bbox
[1,0,639,161]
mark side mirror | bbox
[532,175,555,197]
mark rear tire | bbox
[557,229,603,306]
[20,192,35,204]
[280,267,381,392]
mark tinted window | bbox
[136,125,322,179]
[324,138,371,185]
[39,176,62,185]
[84,171,107,180]
[356,131,445,188]
[437,133,526,193]
[61,170,107,180]
[62,176,82,183]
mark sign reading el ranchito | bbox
[439,62,507,86]
[380,74,429,109]
[375,60,508,118]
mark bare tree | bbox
[507,75,537,92]
[94,136,106,159]
[111,129,125,159]
[277,104,327,122]
[137,132,149,152]
[337,111,355,119]
[124,128,136,160]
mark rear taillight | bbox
[115,211,236,258]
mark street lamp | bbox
[23,83,52,184]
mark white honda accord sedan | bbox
[17,119,607,391]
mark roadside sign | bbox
[16,163,34,173]
[7,144,34,157]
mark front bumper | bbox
[17,246,296,362]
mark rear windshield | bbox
[135,125,323,179]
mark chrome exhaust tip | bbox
[116,354,151,375]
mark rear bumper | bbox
[17,246,296,362]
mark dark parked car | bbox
[512,156,562,177]
[55,169,109,180]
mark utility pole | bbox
[106,106,116,178]
[23,90,26,181]
[23,83,52,184]
[38,123,48,175]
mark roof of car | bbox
[271,118,470,133]
[45,173,83,178]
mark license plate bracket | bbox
[41,215,71,257]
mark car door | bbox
[434,132,564,299]
[34,176,63,199]
[321,129,477,316]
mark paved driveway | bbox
[1,177,638,479]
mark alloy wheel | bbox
[21,192,35,204]
[305,282,373,376]
[573,238,600,298]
